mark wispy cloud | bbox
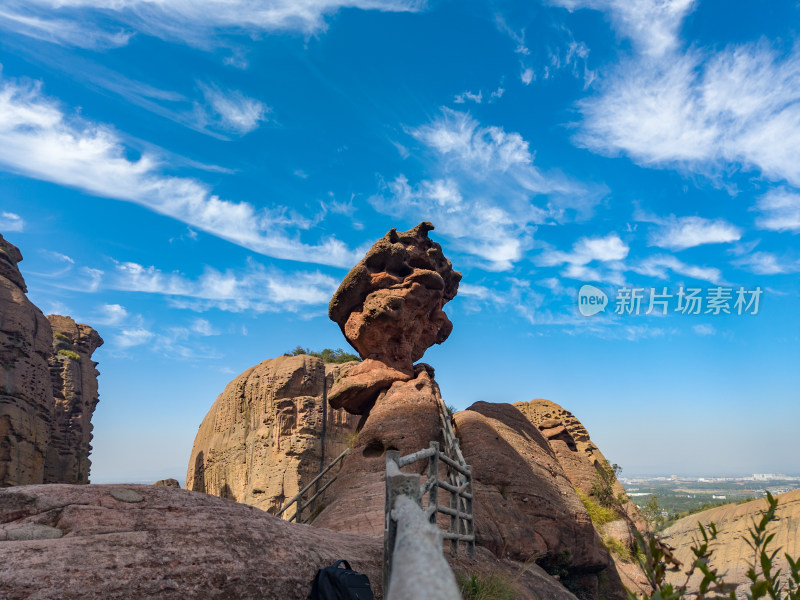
[755,188,800,233]
[632,254,722,284]
[3,0,426,47]
[550,0,695,58]
[370,109,604,270]
[639,213,742,250]
[196,84,269,135]
[0,74,358,267]
[733,252,799,275]
[0,211,24,232]
[453,90,482,104]
[0,7,132,50]
[575,29,800,187]
[109,259,339,313]
[537,232,629,266]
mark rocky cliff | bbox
[186,354,359,513]
[0,234,54,486]
[516,398,649,594]
[44,315,103,484]
[0,233,102,487]
[662,489,800,596]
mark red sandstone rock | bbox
[44,315,103,485]
[327,358,413,415]
[312,365,443,535]
[328,222,461,373]
[185,354,359,514]
[0,483,384,599]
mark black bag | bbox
[309,559,374,600]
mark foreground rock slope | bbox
[0,234,102,486]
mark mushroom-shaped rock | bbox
[328,222,461,374]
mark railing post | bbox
[448,468,458,557]
[428,442,439,525]
[384,450,422,598]
[465,465,475,557]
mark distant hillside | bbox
[661,489,800,595]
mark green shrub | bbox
[58,349,80,361]
[592,461,627,509]
[54,332,71,342]
[456,572,516,600]
[630,491,800,600]
[283,346,361,363]
[577,488,618,527]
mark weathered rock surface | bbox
[454,401,630,598]
[0,483,590,599]
[515,399,649,594]
[0,483,384,599]
[186,354,359,514]
[662,489,800,596]
[328,222,461,374]
[0,234,55,486]
[313,364,442,535]
[0,234,102,487]
[44,315,103,484]
[153,478,180,488]
[328,358,413,415]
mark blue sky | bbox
[1,0,799,483]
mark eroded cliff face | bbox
[0,234,54,486]
[0,234,103,487]
[185,354,359,513]
[515,398,649,595]
[44,315,104,485]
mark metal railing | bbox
[383,441,475,598]
[275,447,350,523]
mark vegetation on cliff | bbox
[283,346,361,363]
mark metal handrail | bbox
[275,447,350,523]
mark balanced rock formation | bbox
[312,223,460,533]
[0,234,104,487]
[44,315,103,484]
[186,354,359,513]
[662,489,800,596]
[328,221,461,376]
[0,234,55,486]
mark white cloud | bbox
[0,75,358,267]
[115,328,154,349]
[93,303,132,326]
[0,8,132,49]
[0,211,25,232]
[370,109,604,271]
[191,318,219,336]
[550,0,695,57]
[454,90,482,104]
[756,188,800,233]
[576,39,800,186]
[632,254,722,284]
[110,259,339,313]
[537,233,629,266]
[733,252,799,276]
[3,0,425,47]
[520,68,534,85]
[642,214,742,250]
[693,323,716,336]
[197,84,269,135]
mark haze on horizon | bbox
[0,0,798,484]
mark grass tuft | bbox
[57,349,80,361]
[456,572,516,600]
